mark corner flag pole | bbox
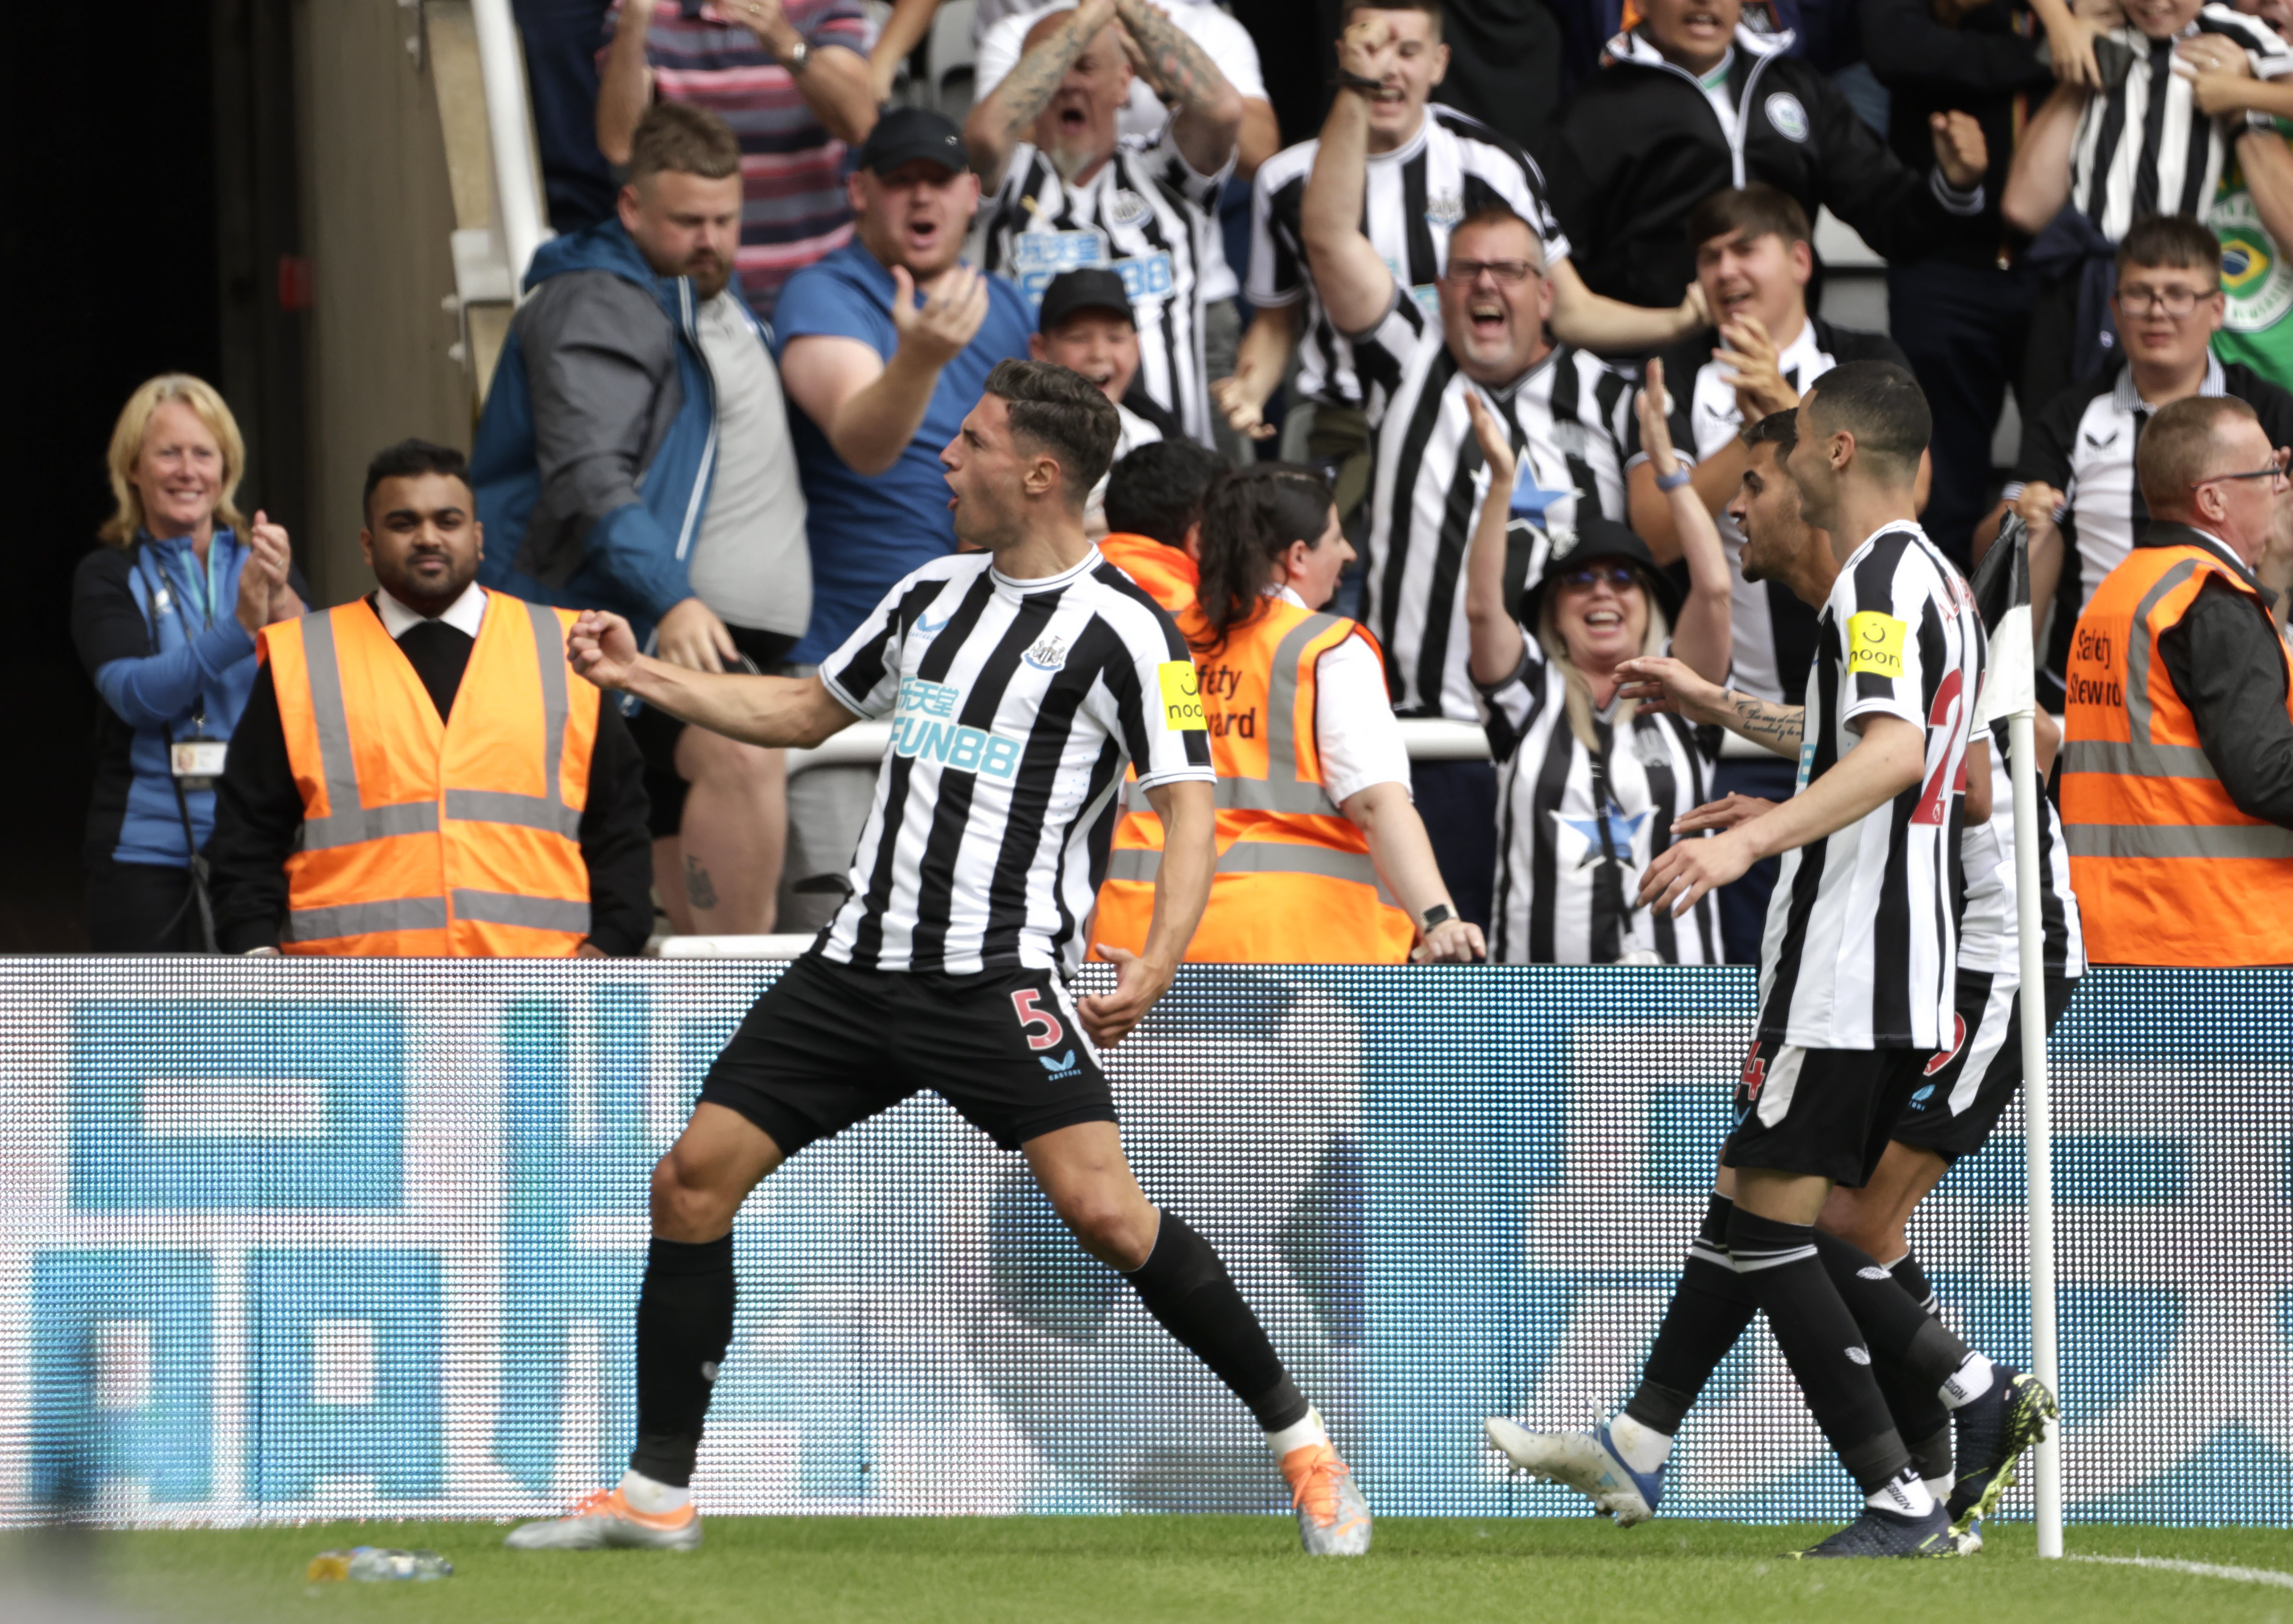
[1977,516,2064,1558]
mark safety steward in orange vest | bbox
[206,440,654,956]
[1089,464,1486,964]
[2060,396,2293,966]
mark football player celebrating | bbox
[1489,366,2052,1558]
[505,361,1371,1557]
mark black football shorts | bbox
[1722,1040,1929,1188]
[1889,971,2078,1164]
[697,952,1117,1153]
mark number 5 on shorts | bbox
[1011,987,1065,1052]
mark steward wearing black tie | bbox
[208,440,652,956]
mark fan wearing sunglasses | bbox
[1459,359,1735,964]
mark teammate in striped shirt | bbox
[1574,363,2019,1557]
[966,0,1241,445]
[1499,410,2079,1548]
[505,361,1374,1558]
[1462,364,1733,965]
[1219,0,1703,452]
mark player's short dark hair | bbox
[628,101,742,186]
[1104,440,1224,547]
[2115,213,2223,287]
[983,358,1122,507]
[2137,394,2260,509]
[1339,0,1443,40]
[363,438,470,518]
[1801,360,1930,483]
[1740,407,1798,454]
[1688,183,1812,253]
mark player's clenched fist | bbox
[891,262,991,368]
[568,610,643,692]
[1929,110,1988,193]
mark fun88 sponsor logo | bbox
[895,678,1025,781]
[1013,230,1173,309]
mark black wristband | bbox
[1333,68,1382,93]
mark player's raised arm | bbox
[568,609,857,749]
[1462,394,1526,686]
[1082,775,1213,1046]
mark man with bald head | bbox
[965,0,1242,445]
[2061,394,2293,966]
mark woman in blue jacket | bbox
[70,375,305,951]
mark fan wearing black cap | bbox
[1461,361,1734,965]
[1031,267,1177,536]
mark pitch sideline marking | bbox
[2070,1554,2293,1590]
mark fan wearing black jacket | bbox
[1553,0,1992,314]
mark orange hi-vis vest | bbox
[1098,532,1199,615]
[1090,596,1418,963]
[259,591,600,955]
[2060,535,2293,965]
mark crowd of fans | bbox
[71,0,2293,963]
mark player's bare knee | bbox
[1050,1186,1155,1271]
[649,1148,735,1241]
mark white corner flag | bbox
[1969,515,2063,1558]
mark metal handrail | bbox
[469,0,547,300]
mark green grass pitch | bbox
[11,1518,2293,1624]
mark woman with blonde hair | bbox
[71,374,304,951]
[1462,361,1733,963]
[1090,462,1485,965]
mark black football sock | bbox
[1726,1206,1909,1496]
[1125,1210,1309,1431]
[1876,1250,1952,1482]
[1812,1230,1972,1393]
[1623,1192,1757,1437]
[628,1234,737,1488]
[1890,1249,1939,1315]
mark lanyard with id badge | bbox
[135,542,230,950]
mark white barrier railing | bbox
[469,0,547,301]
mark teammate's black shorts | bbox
[1889,971,2079,1163]
[1722,1041,1929,1187]
[697,952,1117,1153]
[628,625,800,838]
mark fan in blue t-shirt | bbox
[774,107,1035,666]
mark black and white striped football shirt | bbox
[1478,634,1722,965]
[1352,295,1633,721]
[2067,5,2290,243]
[979,134,1230,445]
[1958,718,2086,982]
[1757,522,1985,1050]
[1248,106,1569,411]
[817,548,1214,976]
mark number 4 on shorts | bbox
[1011,987,1065,1052]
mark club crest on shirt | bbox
[1765,91,1810,143]
[1424,190,1464,228]
[1106,189,1152,227]
[1024,631,1071,671]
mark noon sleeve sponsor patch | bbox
[1846,612,1908,681]
[1157,660,1206,730]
